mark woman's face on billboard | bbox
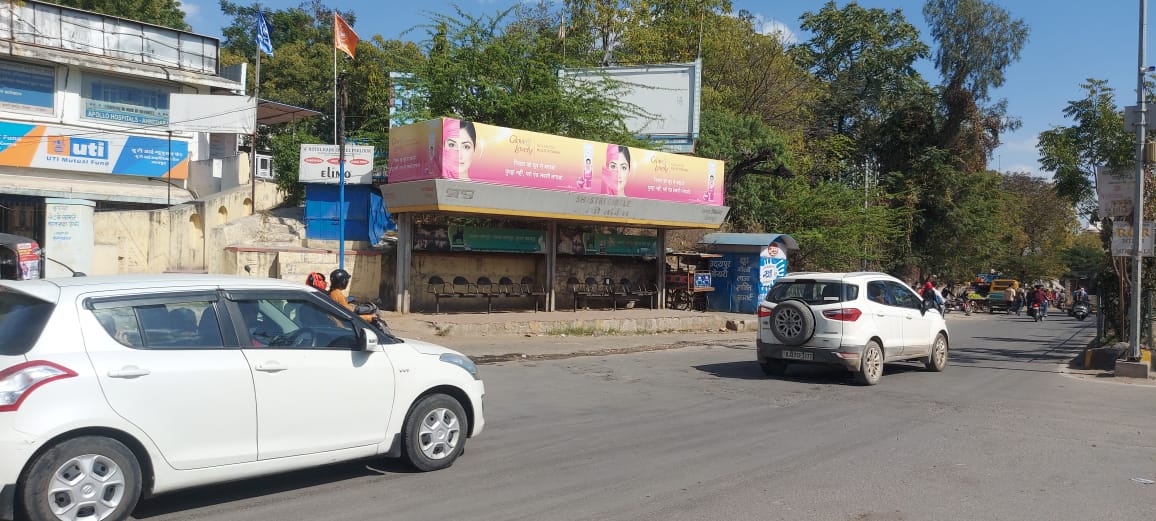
[444,135,475,176]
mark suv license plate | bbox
[781,350,814,361]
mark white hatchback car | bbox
[0,275,485,521]
[756,272,949,385]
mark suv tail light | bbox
[0,361,77,412]
[822,308,862,321]
[758,307,772,318]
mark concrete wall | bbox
[223,247,383,302]
[92,180,283,275]
[409,252,543,313]
[406,252,659,312]
[554,256,658,309]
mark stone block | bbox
[1115,361,1151,379]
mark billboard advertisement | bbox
[560,60,701,153]
[388,118,724,206]
[0,120,188,178]
[298,144,374,184]
[0,59,55,115]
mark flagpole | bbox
[252,17,261,216]
[333,12,338,145]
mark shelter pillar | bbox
[547,221,557,311]
[656,229,667,309]
[395,212,413,313]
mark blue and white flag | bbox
[256,11,273,57]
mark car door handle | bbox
[108,367,150,379]
[254,362,287,373]
[906,316,914,320]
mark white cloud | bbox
[752,16,797,45]
[1000,136,1039,154]
[178,0,199,19]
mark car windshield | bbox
[0,288,54,355]
[765,280,858,304]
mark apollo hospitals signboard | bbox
[387,118,724,206]
[298,144,374,184]
[0,120,188,179]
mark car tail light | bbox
[0,361,77,412]
[822,308,862,321]
[758,307,772,318]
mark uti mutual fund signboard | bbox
[0,120,189,179]
[387,118,724,206]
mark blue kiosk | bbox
[698,233,798,314]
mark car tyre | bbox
[759,359,787,377]
[769,300,815,346]
[924,333,948,372]
[19,436,142,521]
[854,340,884,386]
[402,393,468,472]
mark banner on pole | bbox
[1110,222,1155,257]
[1096,166,1135,219]
[298,144,373,184]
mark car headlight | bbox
[439,353,479,379]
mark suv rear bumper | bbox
[757,339,863,371]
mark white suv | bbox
[0,275,485,521]
[756,272,949,385]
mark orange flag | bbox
[334,12,358,59]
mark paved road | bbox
[133,312,1156,521]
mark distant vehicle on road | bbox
[987,279,1020,313]
[0,275,485,521]
[757,272,950,385]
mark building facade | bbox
[0,0,254,276]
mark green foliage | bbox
[924,0,1028,172]
[406,7,642,145]
[993,173,1078,282]
[727,176,907,271]
[795,2,929,184]
[695,109,793,200]
[46,0,189,29]
[1038,79,1134,217]
[1063,232,1106,282]
[268,126,321,205]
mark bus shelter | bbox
[383,118,728,313]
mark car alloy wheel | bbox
[418,407,461,460]
[21,436,141,521]
[402,393,469,472]
[925,333,948,372]
[855,341,883,385]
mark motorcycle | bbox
[1071,301,1090,321]
[1030,303,1044,322]
[943,296,972,316]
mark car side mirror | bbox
[361,327,382,352]
[919,300,929,315]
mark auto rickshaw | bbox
[0,233,43,281]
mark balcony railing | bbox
[0,0,219,75]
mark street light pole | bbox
[1129,0,1148,361]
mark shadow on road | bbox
[693,360,926,386]
[132,458,416,518]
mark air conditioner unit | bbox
[256,154,274,179]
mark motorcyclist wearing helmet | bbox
[328,269,378,322]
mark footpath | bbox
[379,308,758,363]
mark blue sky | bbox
[180,0,1146,178]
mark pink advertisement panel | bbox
[387,118,724,206]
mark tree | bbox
[406,7,642,145]
[1063,232,1106,283]
[923,0,1028,171]
[694,109,794,201]
[1037,79,1134,218]
[46,0,189,29]
[726,176,908,271]
[994,173,1078,282]
[699,11,815,147]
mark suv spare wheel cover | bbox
[770,299,816,346]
